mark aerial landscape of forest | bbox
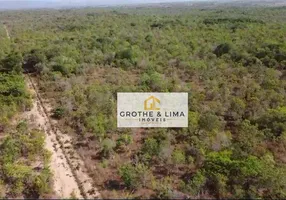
[0,0,286,199]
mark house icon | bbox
[144,96,160,110]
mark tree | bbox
[101,138,116,158]
[185,170,206,196]
[1,51,23,73]
[256,107,286,138]
[199,112,222,132]
[172,149,186,170]
[119,163,150,189]
[214,43,232,57]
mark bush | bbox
[51,107,65,119]
[30,168,52,197]
[172,149,186,166]
[0,122,52,198]
[101,138,116,158]
[214,43,232,57]
[1,51,23,73]
[140,72,169,92]
[0,136,21,163]
[50,56,78,76]
[199,113,222,132]
[116,134,132,150]
[119,163,150,189]
[116,49,133,61]
[119,164,139,189]
[142,138,161,157]
[184,170,206,195]
[256,107,286,138]
[154,177,173,199]
[23,49,46,73]
[86,114,107,140]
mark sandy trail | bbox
[24,74,101,199]
[3,25,10,40]
[24,75,83,198]
[3,23,98,199]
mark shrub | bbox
[116,49,133,61]
[119,163,150,189]
[199,112,222,132]
[1,51,23,73]
[185,170,206,195]
[256,107,286,138]
[86,114,107,140]
[142,138,161,157]
[51,107,65,119]
[214,43,232,57]
[31,168,52,196]
[140,72,168,92]
[172,149,186,166]
[119,164,139,189]
[50,56,78,76]
[154,177,173,199]
[101,138,116,158]
[116,134,132,150]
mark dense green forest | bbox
[1,4,286,199]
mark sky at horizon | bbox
[0,0,214,9]
[0,0,210,2]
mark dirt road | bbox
[5,23,99,199]
[24,74,101,199]
[3,25,10,40]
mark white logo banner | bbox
[117,93,188,128]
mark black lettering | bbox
[173,112,179,117]
[126,112,131,117]
[132,111,137,117]
[143,112,148,117]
